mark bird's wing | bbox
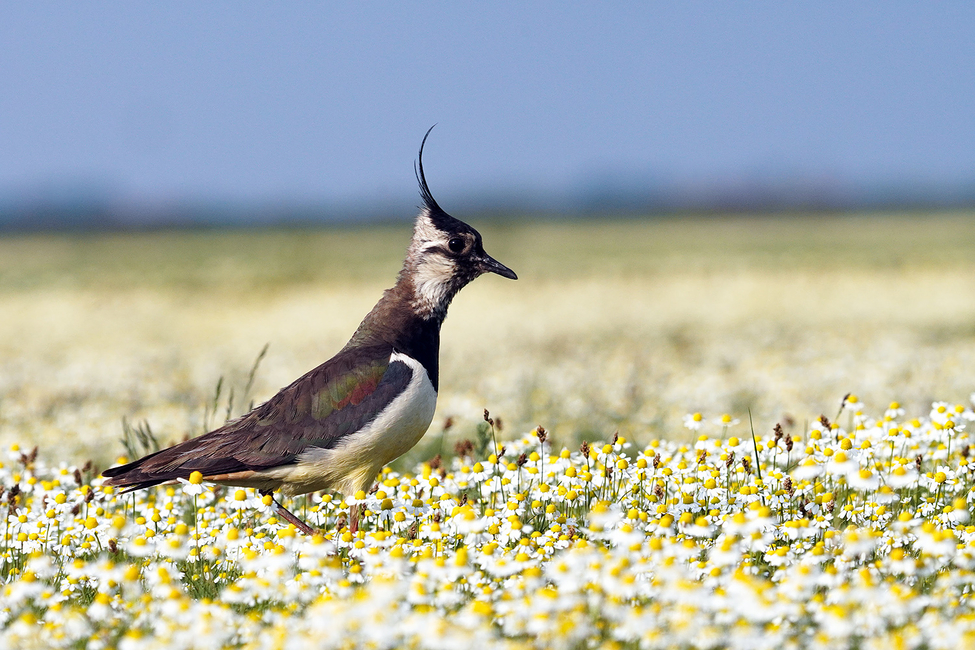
[102,344,412,489]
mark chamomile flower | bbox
[714,413,741,428]
[683,412,706,431]
[5,397,975,648]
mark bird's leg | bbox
[260,489,316,536]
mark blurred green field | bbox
[1,212,973,467]
[3,212,974,289]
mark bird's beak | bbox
[478,253,518,280]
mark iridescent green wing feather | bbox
[102,344,413,488]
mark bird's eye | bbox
[447,237,465,253]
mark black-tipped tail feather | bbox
[101,448,187,493]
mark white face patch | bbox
[411,254,457,315]
[411,211,443,248]
[406,210,468,317]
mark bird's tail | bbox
[101,448,179,493]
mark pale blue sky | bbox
[1,3,973,214]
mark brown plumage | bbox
[102,344,408,492]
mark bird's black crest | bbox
[415,125,442,215]
[414,125,468,233]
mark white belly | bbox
[274,351,438,496]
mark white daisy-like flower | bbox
[683,412,706,430]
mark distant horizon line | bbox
[1,177,973,232]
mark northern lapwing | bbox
[102,128,517,535]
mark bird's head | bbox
[403,128,517,320]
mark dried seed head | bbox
[916,454,923,472]
[494,416,503,432]
[442,417,454,432]
[653,483,664,500]
[726,451,735,468]
[516,453,528,467]
[483,408,490,422]
[454,439,474,460]
[499,446,507,459]
[428,454,442,470]
[774,423,784,442]
[653,452,661,469]
[536,426,548,444]
[581,441,590,459]
[785,436,794,452]
[612,432,619,445]
[819,415,831,430]
[783,476,794,496]
[742,456,752,474]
